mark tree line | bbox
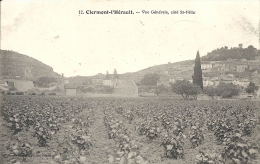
[201,45,260,61]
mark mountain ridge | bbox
[0,50,61,80]
[1,45,259,82]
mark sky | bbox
[1,0,259,77]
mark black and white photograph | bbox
[0,0,259,163]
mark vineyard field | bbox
[1,96,260,164]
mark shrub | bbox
[216,83,240,98]
[16,92,24,95]
[86,87,95,93]
[141,73,160,86]
[171,80,202,100]
[222,141,259,163]
[204,86,216,99]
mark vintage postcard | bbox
[1,0,259,164]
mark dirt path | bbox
[86,106,115,164]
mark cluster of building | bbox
[91,78,118,87]
[201,57,260,88]
[201,57,260,72]
[168,57,260,88]
[0,66,121,96]
[64,75,119,96]
[0,73,65,93]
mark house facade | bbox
[103,78,118,87]
[92,78,103,85]
[236,64,248,72]
[201,62,213,70]
[1,79,34,92]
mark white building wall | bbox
[201,64,213,70]
[14,80,34,92]
[257,88,260,99]
[203,80,214,86]
[169,78,175,83]
[103,79,113,86]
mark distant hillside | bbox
[133,60,193,75]
[0,50,61,80]
[201,45,260,61]
[65,60,195,85]
[120,60,194,82]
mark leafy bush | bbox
[16,92,24,95]
[216,83,240,98]
[103,113,149,164]
[141,73,160,86]
[8,141,33,161]
[154,84,168,95]
[70,129,92,151]
[222,141,259,163]
[195,151,224,164]
[207,119,235,145]
[86,87,95,93]
[171,80,202,100]
[102,86,114,93]
[137,120,161,140]
[34,76,57,87]
[33,124,52,147]
[161,137,184,159]
[204,86,216,99]
[189,126,204,148]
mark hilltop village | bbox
[0,44,260,98]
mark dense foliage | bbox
[246,82,259,95]
[216,83,240,98]
[154,84,168,95]
[201,45,260,61]
[171,80,201,100]
[2,96,95,163]
[34,76,57,87]
[204,86,216,99]
[1,96,259,163]
[141,73,160,86]
[193,51,203,90]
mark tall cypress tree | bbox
[193,51,203,89]
[106,70,110,79]
[113,69,118,79]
